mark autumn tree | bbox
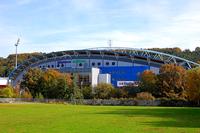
[94,83,114,99]
[157,64,187,99]
[140,70,158,96]
[41,69,67,99]
[185,68,200,104]
[21,68,43,98]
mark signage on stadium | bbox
[117,81,137,87]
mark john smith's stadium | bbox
[8,47,200,88]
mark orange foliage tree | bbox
[140,70,157,96]
[185,68,200,104]
[41,69,68,99]
[157,64,187,99]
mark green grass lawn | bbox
[0,104,200,133]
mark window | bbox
[106,62,109,66]
[92,62,95,66]
[61,64,64,67]
[47,65,50,68]
[112,62,115,66]
[79,63,82,67]
[57,64,60,67]
[51,65,54,68]
[97,62,101,66]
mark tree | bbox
[195,47,200,52]
[82,86,93,99]
[94,83,114,99]
[140,70,158,96]
[0,86,14,98]
[65,73,73,88]
[41,69,67,99]
[157,64,187,99]
[122,85,141,98]
[21,68,43,98]
[70,74,83,100]
[185,68,200,104]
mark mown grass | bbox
[0,103,200,133]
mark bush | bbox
[82,86,93,99]
[123,85,141,98]
[71,86,83,100]
[0,86,14,98]
[35,93,44,99]
[134,92,155,100]
[94,83,114,99]
[111,88,128,98]
[21,89,32,98]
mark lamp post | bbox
[15,38,20,69]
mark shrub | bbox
[0,86,14,98]
[21,89,32,98]
[35,93,44,99]
[134,92,155,100]
[123,85,141,98]
[82,86,93,99]
[94,83,114,99]
[111,88,128,98]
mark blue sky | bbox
[0,0,200,57]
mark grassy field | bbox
[0,104,200,133]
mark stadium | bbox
[8,47,200,88]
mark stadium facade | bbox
[9,47,200,88]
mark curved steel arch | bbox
[86,47,200,68]
[9,47,200,86]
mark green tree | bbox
[0,86,14,98]
[82,86,93,99]
[70,74,83,100]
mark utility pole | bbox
[15,38,20,69]
[108,40,112,48]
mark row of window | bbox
[39,62,117,68]
[39,64,64,68]
[91,62,116,66]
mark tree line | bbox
[1,64,200,105]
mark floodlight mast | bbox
[108,40,112,48]
[15,38,20,69]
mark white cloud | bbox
[16,0,33,6]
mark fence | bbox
[0,98,197,106]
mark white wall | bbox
[0,78,8,86]
[91,68,100,87]
[98,74,111,84]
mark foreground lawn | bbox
[0,104,200,133]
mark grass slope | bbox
[0,104,200,133]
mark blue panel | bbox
[99,66,149,87]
